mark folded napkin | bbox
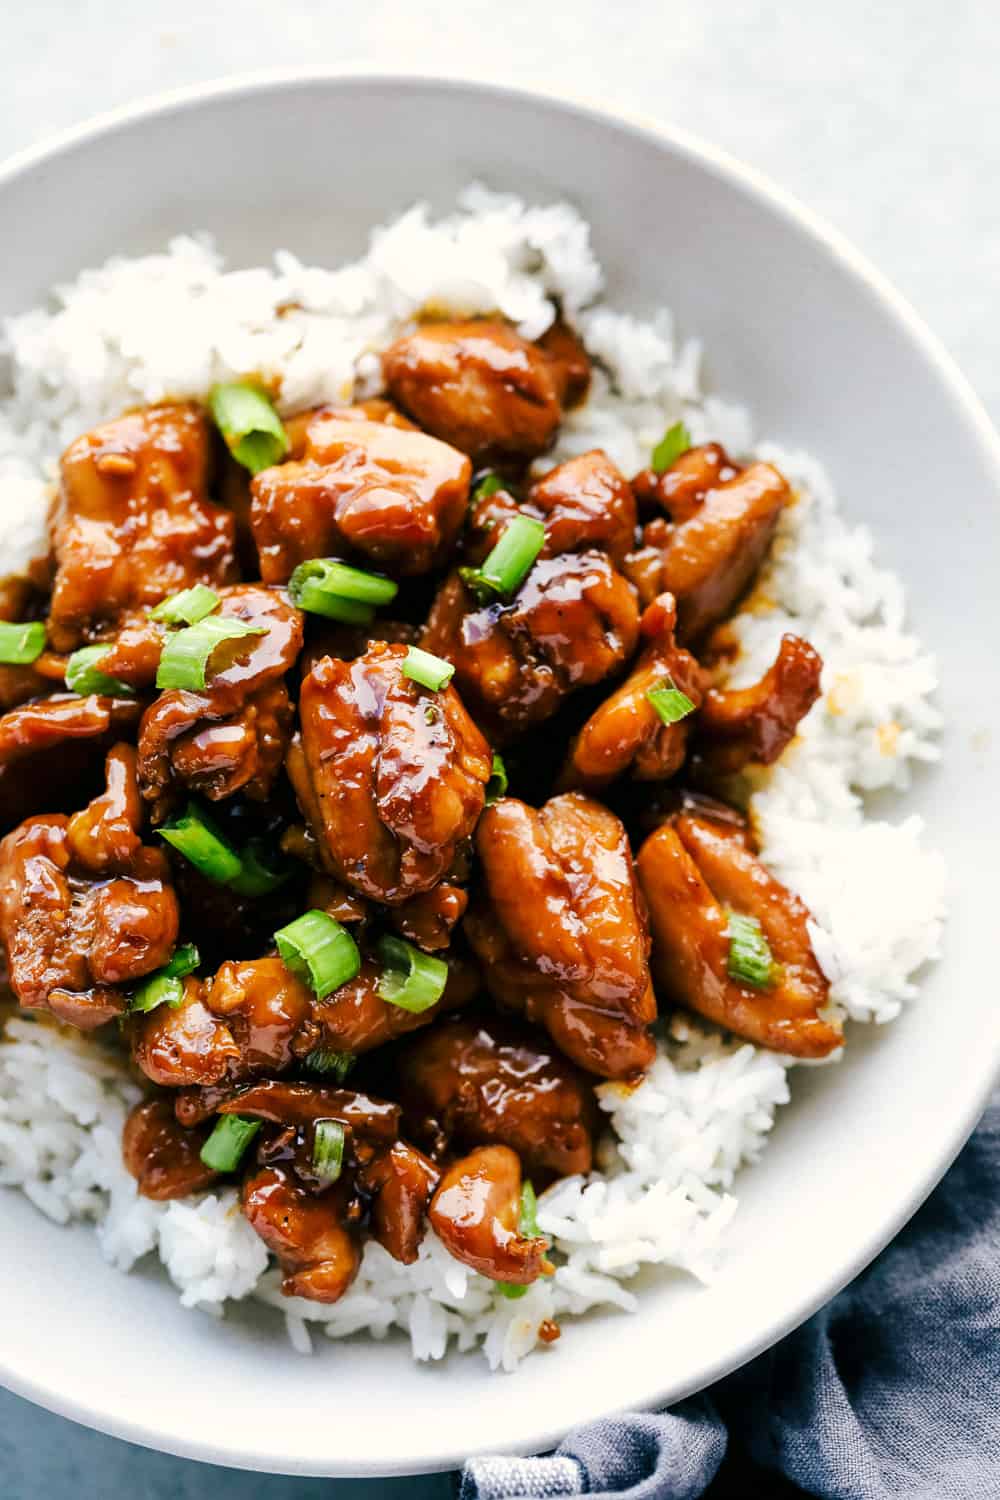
[461,1097,1000,1500]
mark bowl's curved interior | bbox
[1,75,999,1478]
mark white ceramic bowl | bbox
[2,72,999,1478]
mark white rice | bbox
[0,189,946,1369]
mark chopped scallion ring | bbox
[130,942,201,1014]
[275,910,361,999]
[402,646,454,692]
[726,912,777,989]
[646,678,696,727]
[304,1048,356,1082]
[375,934,448,1014]
[0,620,45,665]
[312,1118,346,1185]
[158,803,243,885]
[229,840,294,898]
[209,382,289,476]
[150,584,220,626]
[155,615,265,691]
[650,420,692,474]
[288,558,397,623]
[199,1114,261,1173]
[472,472,505,502]
[485,752,508,805]
[497,1180,545,1299]
[65,644,134,698]
[461,514,545,601]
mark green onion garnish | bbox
[472,472,505,502]
[129,943,201,1014]
[199,1113,261,1173]
[275,910,361,999]
[646,678,696,726]
[461,514,545,601]
[288,559,398,624]
[209,382,289,476]
[0,620,46,665]
[402,646,454,693]
[726,913,777,989]
[158,802,243,885]
[375,934,448,1014]
[498,1181,544,1300]
[305,1048,356,1082]
[150,584,220,626]
[65,645,134,698]
[485,752,508,806]
[312,1118,346,1185]
[229,839,294,898]
[155,615,265,691]
[650,420,692,474]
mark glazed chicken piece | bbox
[137,585,303,820]
[693,633,823,775]
[422,552,640,742]
[636,813,840,1058]
[131,978,240,1088]
[251,410,470,581]
[290,642,491,904]
[382,319,590,464]
[122,1096,219,1200]
[623,443,788,641]
[399,1011,596,1178]
[0,744,179,1029]
[561,592,706,790]
[465,794,656,1079]
[289,950,479,1061]
[466,450,637,568]
[233,1080,419,1296]
[0,577,50,711]
[48,403,238,652]
[390,881,468,951]
[0,691,142,829]
[243,1166,362,1303]
[429,1145,552,1285]
[356,1141,440,1265]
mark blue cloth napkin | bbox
[461,1097,1000,1500]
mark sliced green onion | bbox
[402,646,454,692]
[304,1047,355,1082]
[646,678,696,727]
[498,1180,544,1299]
[472,472,505,502]
[0,620,45,665]
[229,839,295,898]
[150,584,220,626]
[129,974,184,1014]
[486,752,508,806]
[199,1113,261,1173]
[312,1118,346,1185]
[288,559,398,624]
[158,803,243,885]
[209,382,289,476]
[155,615,265,691]
[65,645,134,698]
[650,420,692,474]
[462,514,545,601]
[726,912,777,989]
[375,934,448,1014]
[132,939,202,1009]
[275,910,361,999]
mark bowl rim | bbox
[1,67,999,1477]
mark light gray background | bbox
[1,2,997,1495]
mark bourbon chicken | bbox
[0,306,836,1309]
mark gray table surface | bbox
[2,1,998,1493]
